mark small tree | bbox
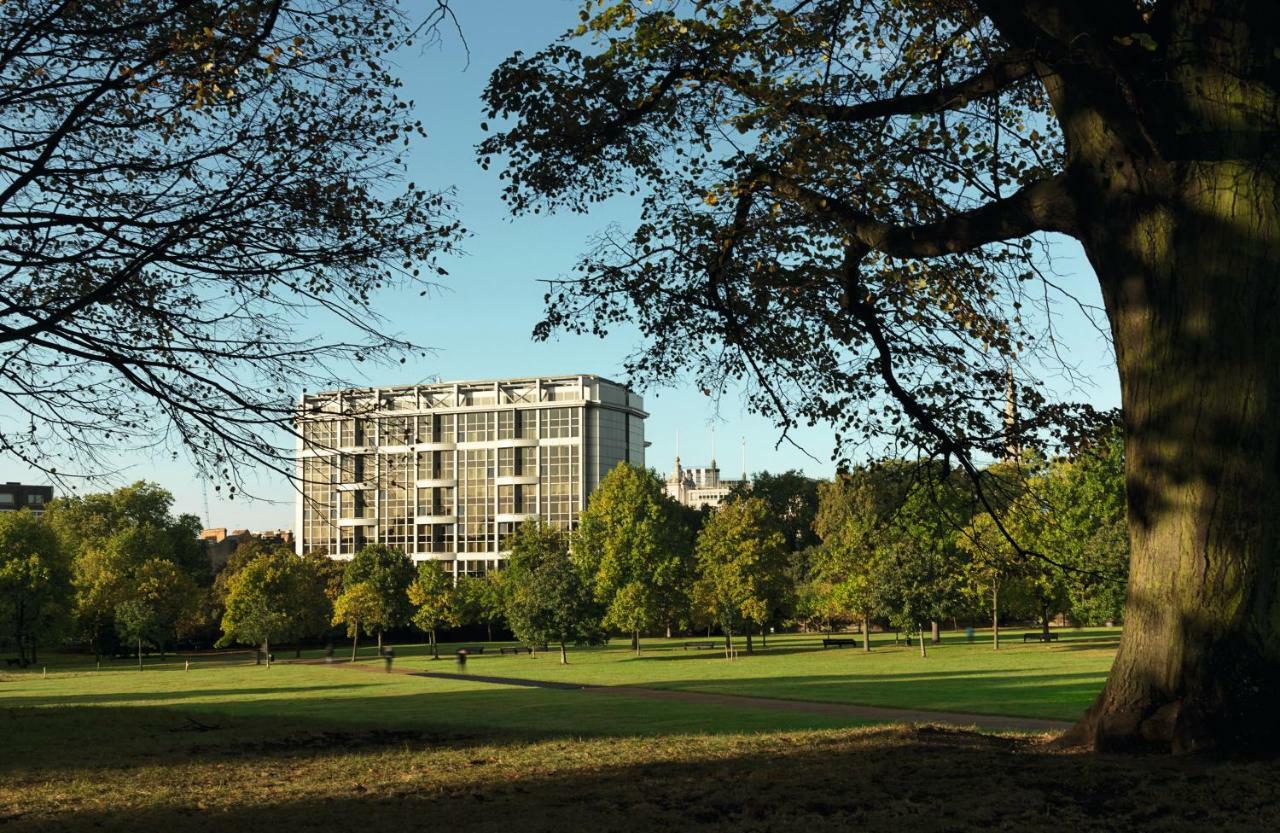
[0,511,71,666]
[455,572,507,642]
[692,498,789,656]
[112,558,199,668]
[573,463,692,653]
[217,550,331,666]
[332,582,382,663]
[343,544,415,654]
[504,522,602,664]
[409,561,457,659]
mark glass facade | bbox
[297,376,645,577]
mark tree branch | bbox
[757,170,1077,257]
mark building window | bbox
[458,448,493,552]
[378,452,412,551]
[0,493,14,507]
[458,411,494,443]
[541,444,579,529]
[542,407,579,439]
[26,494,43,506]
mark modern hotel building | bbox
[295,375,646,577]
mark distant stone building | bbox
[663,456,748,511]
[199,527,296,573]
[0,482,52,514]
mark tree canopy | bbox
[481,0,1280,753]
[0,0,462,484]
[504,521,602,663]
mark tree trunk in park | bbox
[862,616,871,652]
[918,626,926,658]
[666,624,672,639]
[992,584,1000,652]
[377,629,383,656]
[761,623,768,648]
[724,628,733,659]
[265,638,271,669]
[632,629,640,655]
[1041,606,1052,638]
[351,630,359,663]
[931,620,940,645]
[1054,38,1280,749]
[486,622,492,642]
[431,629,439,660]
[137,637,143,671]
[745,630,754,654]
[295,645,302,659]
[559,640,567,665]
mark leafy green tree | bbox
[574,463,692,652]
[455,572,507,642]
[343,544,415,654]
[113,558,200,667]
[504,522,603,664]
[728,470,820,552]
[331,582,383,663]
[479,0,1280,751]
[409,561,457,659]
[45,482,206,658]
[216,550,331,666]
[0,511,71,666]
[692,498,789,655]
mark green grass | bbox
[345,627,1118,720]
[5,628,1280,832]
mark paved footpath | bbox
[300,658,1072,734]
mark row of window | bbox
[303,407,581,449]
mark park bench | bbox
[456,646,485,654]
[822,638,860,648]
[682,641,718,650]
[1022,632,1059,643]
[498,646,523,656]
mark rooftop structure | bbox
[0,482,52,514]
[295,375,646,577]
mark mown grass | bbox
[346,627,1119,720]
[3,628,1279,831]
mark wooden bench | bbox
[1022,632,1059,643]
[682,641,718,650]
[456,646,485,654]
[822,638,860,648]
[498,646,523,656]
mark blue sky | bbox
[8,1,1119,529]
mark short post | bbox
[185,659,190,672]
[42,666,46,678]
[384,648,395,673]
[456,648,468,670]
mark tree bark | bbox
[918,626,926,658]
[559,640,567,665]
[432,629,439,660]
[633,629,640,655]
[930,620,940,644]
[377,629,383,656]
[745,630,754,654]
[992,583,1000,652]
[486,622,492,642]
[265,638,271,669]
[351,630,359,663]
[137,637,143,671]
[862,615,871,652]
[1055,50,1280,750]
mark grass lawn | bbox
[348,627,1119,720]
[3,628,1279,831]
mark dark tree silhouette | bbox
[480,1,1280,753]
[0,0,461,487]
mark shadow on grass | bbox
[5,707,1277,833]
[0,684,367,707]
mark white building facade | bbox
[664,457,748,511]
[296,375,646,577]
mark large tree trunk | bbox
[1058,55,1280,750]
[432,629,439,660]
[632,629,640,655]
[862,615,871,652]
[917,625,926,658]
[559,640,567,665]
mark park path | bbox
[297,658,1072,734]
